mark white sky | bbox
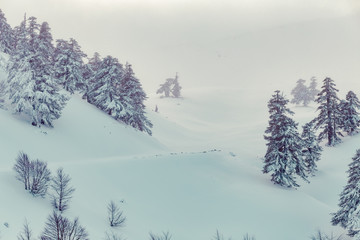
[1,0,360,91]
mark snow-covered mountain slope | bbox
[0,78,356,240]
[1,15,360,239]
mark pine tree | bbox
[7,15,35,117]
[313,77,342,146]
[82,52,102,100]
[54,38,86,94]
[0,9,15,54]
[119,63,153,135]
[156,78,173,97]
[291,79,312,106]
[8,18,67,127]
[308,77,319,102]
[301,122,322,175]
[30,22,68,127]
[339,91,360,135]
[263,90,307,188]
[332,149,360,237]
[86,56,125,118]
[171,73,182,98]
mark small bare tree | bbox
[14,152,31,190]
[14,152,51,197]
[149,232,172,240]
[17,219,33,240]
[51,168,75,212]
[30,159,51,197]
[107,201,126,227]
[41,211,88,240]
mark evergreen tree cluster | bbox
[0,9,152,134]
[290,77,319,106]
[313,78,360,146]
[156,73,182,98]
[264,77,360,188]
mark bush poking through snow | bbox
[17,219,33,240]
[107,201,126,227]
[149,231,172,240]
[13,152,51,197]
[310,230,344,240]
[243,233,256,240]
[50,168,75,212]
[41,211,88,240]
[105,231,125,240]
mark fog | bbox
[2,0,360,93]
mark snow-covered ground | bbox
[0,75,358,240]
[1,10,360,240]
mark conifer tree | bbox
[171,73,182,98]
[82,52,102,100]
[156,78,172,97]
[301,122,322,175]
[308,77,319,102]
[291,79,312,106]
[119,63,153,135]
[8,18,67,127]
[7,15,34,116]
[86,55,125,118]
[54,38,86,94]
[30,21,68,127]
[0,9,15,54]
[313,77,342,146]
[263,90,307,188]
[339,91,360,135]
[332,149,360,237]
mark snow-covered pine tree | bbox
[313,77,342,146]
[156,78,173,97]
[7,15,35,116]
[54,38,86,94]
[86,55,125,118]
[27,16,40,53]
[339,91,360,135]
[0,9,15,54]
[263,90,308,188]
[301,122,322,176]
[308,77,320,102]
[332,149,360,237]
[82,52,102,100]
[291,79,312,106]
[171,73,182,98]
[119,63,153,135]
[30,21,68,127]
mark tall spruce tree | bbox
[82,52,102,100]
[119,63,153,135]
[86,56,125,118]
[340,91,360,135]
[332,149,360,237]
[54,38,86,94]
[313,77,342,146]
[0,9,15,54]
[7,15,34,116]
[291,79,312,106]
[30,22,68,127]
[171,73,182,98]
[263,90,308,188]
[301,122,322,175]
[308,77,319,102]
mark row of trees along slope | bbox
[0,10,152,134]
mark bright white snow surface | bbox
[1,16,360,240]
[0,81,356,240]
